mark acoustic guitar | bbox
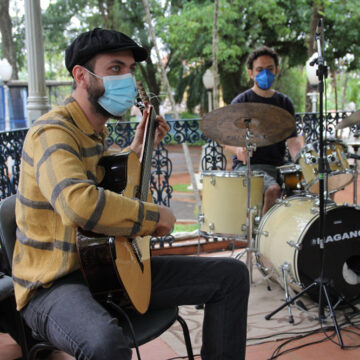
[76,83,157,314]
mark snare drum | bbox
[277,163,304,192]
[255,195,360,302]
[200,170,264,239]
[295,139,354,194]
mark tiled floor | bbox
[2,326,360,359]
[2,164,360,359]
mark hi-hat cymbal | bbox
[336,110,360,130]
[200,102,296,147]
[344,135,360,147]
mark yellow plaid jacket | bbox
[13,97,159,310]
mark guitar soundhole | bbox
[98,154,129,193]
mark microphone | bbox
[348,153,360,160]
[315,19,322,37]
[313,18,324,50]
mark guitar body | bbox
[76,152,152,314]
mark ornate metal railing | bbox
[0,111,354,246]
[0,129,28,199]
[295,110,353,143]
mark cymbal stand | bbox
[265,19,344,348]
[235,119,258,283]
[351,144,359,204]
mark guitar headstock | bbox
[136,81,151,109]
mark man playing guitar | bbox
[13,28,249,360]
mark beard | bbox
[87,77,124,121]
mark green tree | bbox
[41,0,166,112]
[159,0,360,112]
[159,0,311,112]
[0,0,20,79]
[4,0,360,113]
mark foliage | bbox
[159,0,311,106]
[2,0,360,112]
[323,1,360,72]
[172,183,193,192]
[180,112,199,119]
[275,65,307,112]
[346,76,360,108]
[173,223,198,233]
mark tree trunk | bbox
[0,0,19,79]
[331,69,338,112]
[341,72,349,110]
[212,0,219,109]
[141,0,201,211]
[139,60,161,114]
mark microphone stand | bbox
[265,19,344,348]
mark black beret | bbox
[65,28,148,75]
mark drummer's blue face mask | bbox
[85,69,138,116]
[255,69,275,90]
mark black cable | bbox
[106,298,142,360]
[168,311,360,360]
[319,317,360,349]
[269,334,334,359]
[247,328,327,343]
[268,314,360,358]
[344,311,360,330]
[166,354,201,360]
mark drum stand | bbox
[350,144,359,204]
[265,20,345,348]
[234,119,265,285]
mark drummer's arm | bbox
[223,145,238,155]
[223,145,248,163]
[286,135,305,161]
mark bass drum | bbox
[256,196,360,303]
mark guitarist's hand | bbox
[152,205,176,237]
[130,109,170,158]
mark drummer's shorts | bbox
[233,164,279,191]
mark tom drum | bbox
[200,170,264,240]
[295,139,354,194]
[277,163,304,193]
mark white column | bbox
[24,0,49,126]
[4,83,10,131]
[307,92,318,113]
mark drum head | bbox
[298,206,360,303]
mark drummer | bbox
[225,46,304,214]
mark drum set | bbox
[200,103,360,309]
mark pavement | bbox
[167,145,202,222]
[3,143,360,360]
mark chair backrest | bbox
[0,195,17,273]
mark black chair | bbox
[0,195,194,360]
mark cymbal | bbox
[344,135,360,147]
[336,110,360,130]
[200,102,296,147]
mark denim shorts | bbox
[234,163,279,191]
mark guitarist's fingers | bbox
[152,205,176,237]
[154,115,170,146]
[138,107,149,130]
[130,107,150,157]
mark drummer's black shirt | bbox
[231,89,298,168]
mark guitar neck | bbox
[139,106,156,201]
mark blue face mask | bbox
[255,69,275,90]
[86,70,138,116]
